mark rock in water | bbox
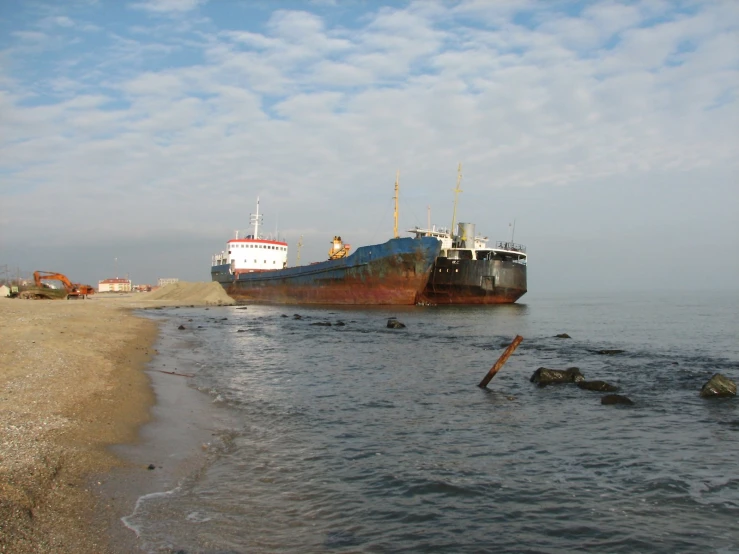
[596,349,624,355]
[387,318,406,329]
[177,324,186,330]
[700,374,737,398]
[577,380,619,392]
[555,333,571,339]
[530,367,584,386]
[601,394,634,406]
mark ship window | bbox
[455,269,459,272]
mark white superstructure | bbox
[212,198,289,274]
[408,222,527,265]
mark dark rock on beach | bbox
[177,324,186,330]
[700,374,737,398]
[601,394,634,406]
[578,380,619,392]
[387,318,406,329]
[555,333,571,339]
[530,367,584,386]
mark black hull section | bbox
[419,258,527,304]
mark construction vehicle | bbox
[22,271,96,300]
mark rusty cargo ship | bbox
[210,198,441,305]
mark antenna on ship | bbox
[393,170,400,238]
[450,163,463,239]
[250,197,263,239]
[427,205,431,230]
[296,235,304,266]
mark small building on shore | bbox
[157,277,179,288]
[98,278,132,293]
[0,285,10,297]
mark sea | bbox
[120,291,739,553]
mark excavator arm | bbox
[31,271,95,299]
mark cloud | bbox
[0,0,737,289]
[131,0,206,13]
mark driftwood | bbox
[151,369,194,378]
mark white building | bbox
[0,285,10,297]
[157,278,179,288]
[99,278,132,293]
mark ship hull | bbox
[212,237,441,305]
[419,258,527,305]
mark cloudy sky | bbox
[1,0,737,294]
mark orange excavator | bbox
[32,271,95,299]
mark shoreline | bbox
[0,296,158,553]
[0,288,233,553]
[102,307,235,553]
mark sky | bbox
[1,0,737,294]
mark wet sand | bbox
[0,289,231,553]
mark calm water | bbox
[126,291,739,553]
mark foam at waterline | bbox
[121,485,182,538]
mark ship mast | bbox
[393,170,400,238]
[251,197,262,239]
[296,234,303,266]
[450,163,463,239]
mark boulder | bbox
[601,394,634,406]
[530,367,584,386]
[177,324,186,330]
[596,349,624,355]
[387,318,406,329]
[310,322,332,326]
[335,321,346,326]
[700,374,737,398]
[555,333,571,339]
[293,314,303,320]
[577,380,619,392]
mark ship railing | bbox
[495,241,526,253]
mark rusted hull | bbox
[419,258,527,305]
[211,237,441,305]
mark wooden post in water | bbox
[478,335,524,389]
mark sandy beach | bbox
[0,284,234,553]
